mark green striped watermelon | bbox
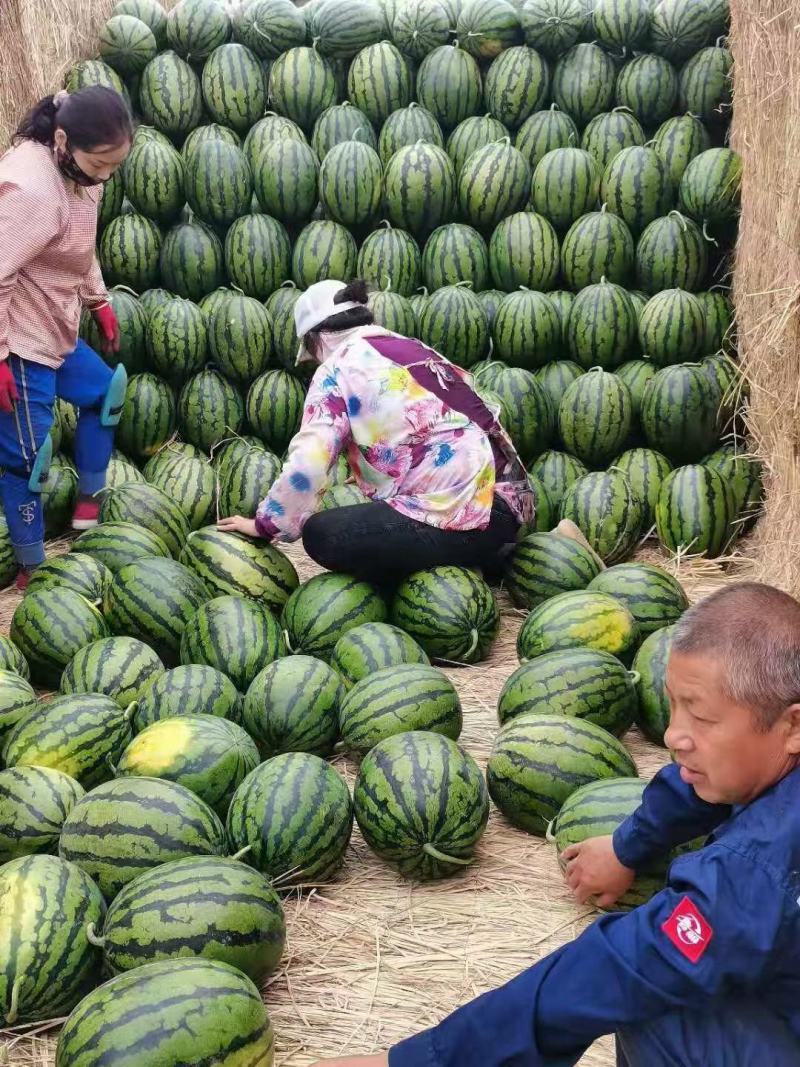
[600,146,674,235]
[186,139,253,227]
[40,456,78,538]
[515,105,578,172]
[353,730,489,878]
[489,211,559,291]
[418,283,489,368]
[134,664,241,731]
[166,0,230,58]
[448,114,510,175]
[560,207,634,290]
[392,0,451,60]
[72,522,171,574]
[457,0,521,60]
[59,777,226,900]
[330,621,430,688]
[3,694,132,790]
[147,453,216,530]
[96,855,285,980]
[270,46,337,131]
[679,147,742,227]
[0,766,84,864]
[384,142,457,238]
[615,357,657,415]
[10,590,109,688]
[0,855,104,1025]
[254,138,319,225]
[282,573,388,662]
[246,369,305,453]
[422,223,489,293]
[416,44,483,132]
[0,671,38,735]
[181,595,285,691]
[369,289,416,334]
[319,140,383,228]
[243,655,342,757]
[99,213,162,292]
[703,445,764,534]
[458,140,531,233]
[533,358,583,410]
[391,565,499,664]
[560,469,644,564]
[517,588,640,663]
[493,289,560,368]
[588,562,688,638]
[566,278,637,370]
[499,648,638,736]
[82,288,148,375]
[208,291,272,385]
[695,290,733,353]
[183,123,243,162]
[521,0,586,57]
[177,369,244,452]
[615,53,678,127]
[227,752,353,884]
[580,107,645,173]
[202,43,267,132]
[473,362,555,460]
[124,139,185,224]
[339,663,461,755]
[638,288,705,367]
[217,447,282,519]
[655,463,734,557]
[552,43,616,125]
[649,0,712,62]
[292,220,358,287]
[0,636,30,681]
[357,223,421,297]
[487,711,637,834]
[592,0,648,47]
[653,113,711,188]
[484,45,550,130]
[612,446,672,525]
[307,0,385,57]
[379,103,444,167]
[145,297,207,385]
[116,373,176,461]
[312,102,377,160]
[678,44,732,123]
[633,623,674,744]
[531,147,599,232]
[503,530,602,609]
[233,0,306,59]
[558,368,633,468]
[139,51,203,140]
[635,211,708,294]
[61,637,164,707]
[180,529,298,611]
[160,220,226,301]
[243,112,306,174]
[640,363,722,463]
[113,0,168,48]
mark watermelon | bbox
[533,359,583,411]
[695,290,733,353]
[560,207,634,290]
[186,140,252,228]
[588,562,688,638]
[484,45,550,130]
[233,0,306,58]
[521,0,586,57]
[679,147,742,227]
[144,298,205,385]
[489,211,559,291]
[99,213,162,292]
[104,557,209,661]
[143,441,204,480]
[478,288,509,329]
[636,211,708,294]
[560,469,644,564]
[39,455,77,538]
[458,140,531,233]
[113,0,168,48]
[649,0,712,63]
[10,590,109,688]
[319,140,383,228]
[206,292,271,386]
[638,288,705,367]
[473,362,555,460]
[54,958,273,1066]
[246,369,305,453]
[422,223,489,293]
[392,0,451,60]
[0,636,29,681]
[592,0,648,48]
[601,146,674,235]
[180,595,284,692]
[390,566,499,664]
[612,446,673,525]
[180,529,296,611]
[116,373,176,462]
[448,114,510,176]
[314,103,377,162]
[552,43,616,126]
[493,288,559,368]
[212,434,267,474]
[353,730,488,877]
[499,648,638,736]
[97,480,189,554]
[678,44,732,123]
[269,46,337,131]
[558,368,633,468]
[282,573,387,662]
[339,663,461,755]
[383,142,457,238]
[72,522,171,575]
[82,288,149,374]
[633,623,674,744]
[320,484,371,510]
[0,855,104,1025]
[226,752,353,884]
[640,363,723,463]
[565,278,637,370]
[177,369,244,452]
[292,220,358,287]
[123,139,185,224]
[147,453,215,530]
[367,288,414,334]
[242,655,341,758]
[502,530,602,609]
[615,357,656,415]
[160,220,226,301]
[457,0,520,60]
[580,107,645,174]
[330,621,430,689]
[24,554,110,607]
[379,104,444,169]
[115,713,259,814]
[515,105,578,172]
[0,671,37,735]
[615,53,678,127]
[416,44,483,131]
[254,138,319,225]
[418,283,489,368]
[95,855,284,980]
[139,51,203,140]
[61,637,164,708]
[0,766,84,865]
[704,445,764,533]
[217,447,282,519]
[134,664,241,732]
[653,113,711,188]
[182,124,243,163]
[531,147,599,232]
[201,43,267,132]
[306,0,384,57]
[487,712,637,834]
[3,693,132,790]
[517,588,639,663]
[97,166,125,232]
[345,41,413,130]
[166,0,230,58]
[655,463,734,558]
[243,112,306,174]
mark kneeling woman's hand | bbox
[217,515,258,538]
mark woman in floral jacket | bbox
[219,279,532,585]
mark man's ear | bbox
[783,704,800,754]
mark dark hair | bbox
[305,279,374,358]
[16,86,133,151]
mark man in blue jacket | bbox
[312,582,800,1066]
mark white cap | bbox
[294,279,362,341]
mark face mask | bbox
[57,147,103,187]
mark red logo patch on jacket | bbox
[662,896,713,964]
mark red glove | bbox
[0,361,18,413]
[91,302,120,354]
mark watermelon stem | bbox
[544,819,556,844]
[422,843,473,866]
[463,628,479,661]
[628,671,641,686]
[85,922,106,948]
[283,629,295,654]
[232,845,253,861]
[6,978,20,1025]
[122,702,138,724]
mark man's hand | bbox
[0,361,18,413]
[217,515,259,537]
[309,1057,389,1067]
[91,302,120,354]
[562,834,635,908]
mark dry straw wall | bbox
[1,0,799,590]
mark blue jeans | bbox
[0,342,114,566]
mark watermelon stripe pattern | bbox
[10,589,110,688]
[517,589,639,663]
[180,528,298,612]
[331,622,430,688]
[655,464,734,558]
[270,46,337,131]
[243,655,342,758]
[416,46,483,132]
[0,767,84,865]
[588,563,688,637]
[503,531,602,609]
[384,143,456,238]
[60,637,164,708]
[134,664,242,732]
[347,42,413,127]
[181,596,285,692]
[561,208,634,291]
[282,574,388,662]
[558,369,633,468]
[559,469,644,564]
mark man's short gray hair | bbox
[671,582,800,730]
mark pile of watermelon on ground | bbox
[0,0,752,1061]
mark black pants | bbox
[302,498,520,586]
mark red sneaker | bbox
[15,568,33,592]
[72,498,100,531]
